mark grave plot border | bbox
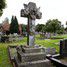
[46,54,67,67]
[8,45,17,67]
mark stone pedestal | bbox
[15,46,52,67]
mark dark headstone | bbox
[60,39,67,57]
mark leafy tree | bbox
[22,24,27,36]
[22,24,27,32]
[10,16,19,34]
[57,25,64,34]
[41,25,46,33]
[40,25,46,39]
[46,19,61,33]
[0,0,6,16]
[35,24,45,32]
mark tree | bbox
[22,24,27,32]
[41,25,46,33]
[57,25,64,34]
[14,16,19,33]
[2,17,10,35]
[35,24,45,32]
[10,16,14,34]
[10,16,19,34]
[0,0,6,16]
[22,24,27,36]
[46,19,61,34]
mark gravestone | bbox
[13,2,53,67]
[21,2,42,46]
[60,39,67,57]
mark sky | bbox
[0,0,67,27]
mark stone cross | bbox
[21,2,42,46]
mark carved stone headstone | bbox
[21,2,42,46]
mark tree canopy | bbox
[35,19,64,34]
[35,24,45,32]
[46,19,61,33]
[0,0,6,16]
[22,24,27,33]
[57,25,64,34]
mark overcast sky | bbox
[0,0,67,27]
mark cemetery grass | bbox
[0,34,67,67]
[0,37,27,67]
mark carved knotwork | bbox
[21,2,42,20]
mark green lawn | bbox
[0,34,67,67]
[0,38,27,67]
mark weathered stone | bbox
[45,47,56,55]
[14,57,52,67]
[19,59,52,67]
[45,48,50,54]
[23,47,43,53]
[51,48,56,55]
[21,2,42,46]
[17,51,46,62]
[14,46,54,67]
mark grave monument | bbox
[60,39,67,57]
[21,2,42,46]
[8,2,54,67]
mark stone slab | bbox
[23,47,43,53]
[17,51,46,62]
[14,56,52,67]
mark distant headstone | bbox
[51,48,56,55]
[45,47,56,55]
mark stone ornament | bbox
[21,2,42,46]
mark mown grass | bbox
[0,34,67,67]
[35,34,60,52]
[0,37,27,67]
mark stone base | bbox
[14,57,52,67]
